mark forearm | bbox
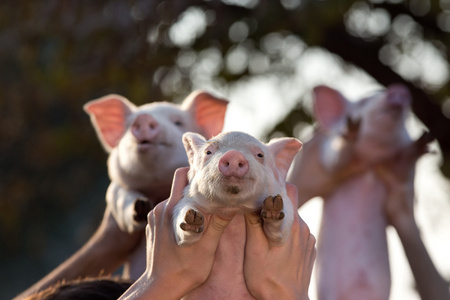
[15,230,125,299]
[119,271,194,300]
[394,219,450,300]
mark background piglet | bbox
[84,91,228,279]
[174,131,302,299]
[288,85,419,299]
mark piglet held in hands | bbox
[84,91,228,279]
[289,84,416,300]
[174,131,302,299]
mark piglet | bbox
[288,84,414,300]
[84,91,228,278]
[174,131,302,299]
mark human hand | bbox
[244,183,316,300]
[374,131,433,228]
[88,204,145,273]
[120,167,235,300]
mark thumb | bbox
[202,213,235,245]
[244,211,269,249]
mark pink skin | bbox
[288,84,412,300]
[317,173,390,300]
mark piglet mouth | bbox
[220,176,253,195]
[136,140,170,151]
[226,186,241,194]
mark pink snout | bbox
[218,150,249,178]
[131,114,159,142]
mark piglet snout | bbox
[218,150,249,178]
[386,84,411,107]
[132,114,159,142]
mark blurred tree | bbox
[1,0,449,298]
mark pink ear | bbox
[268,138,303,180]
[84,94,135,152]
[313,85,349,130]
[182,132,207,167]
[182,91,228,138]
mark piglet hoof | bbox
[343,116,360,142]
[133,198,153,223]
[180,209,204,233]
[261,194,285,221]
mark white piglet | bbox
[84,91,228,279]
[173,131,302,246]
[84,91,228,233]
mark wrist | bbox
[391,215,420,245]
[251,281,307,300]
[390,212,416,232]
[137,270,198,300]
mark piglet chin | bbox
[220,176,253,195]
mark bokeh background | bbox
[1,0,450,299]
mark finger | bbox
[147,199,166,224]
[146,209,156,244]
[201,213,235,248]
[244,211,269,250]
[306,235,317,279]
[166,167,189,209]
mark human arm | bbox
[15,205,144,299]
[375,132,449,300]
[119,167,235,300]
[243,183,317,300]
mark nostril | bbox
[132,114,159,141]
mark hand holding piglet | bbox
[374,132,450,300]
[120,166,316,300]
[244,182,316,300]
[171,131,312,299]
[119,167,236,300]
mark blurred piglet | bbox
[84,91,228,233]
[174,131,302,298]
[288,84,428,299]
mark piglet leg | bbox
[180,209,205,233]
[261,194,292,245]
[261,195,285,221]
[174,202,205,245]
[133,198,153,222]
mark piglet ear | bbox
[313,85,349,131]
[267,137,303,180]
[84,94,136,152]
[182,132,207,167]
[182,91,228,139]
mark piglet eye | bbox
[174,120,183,127]
[257,153,264,158]
[206,150,212,155]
